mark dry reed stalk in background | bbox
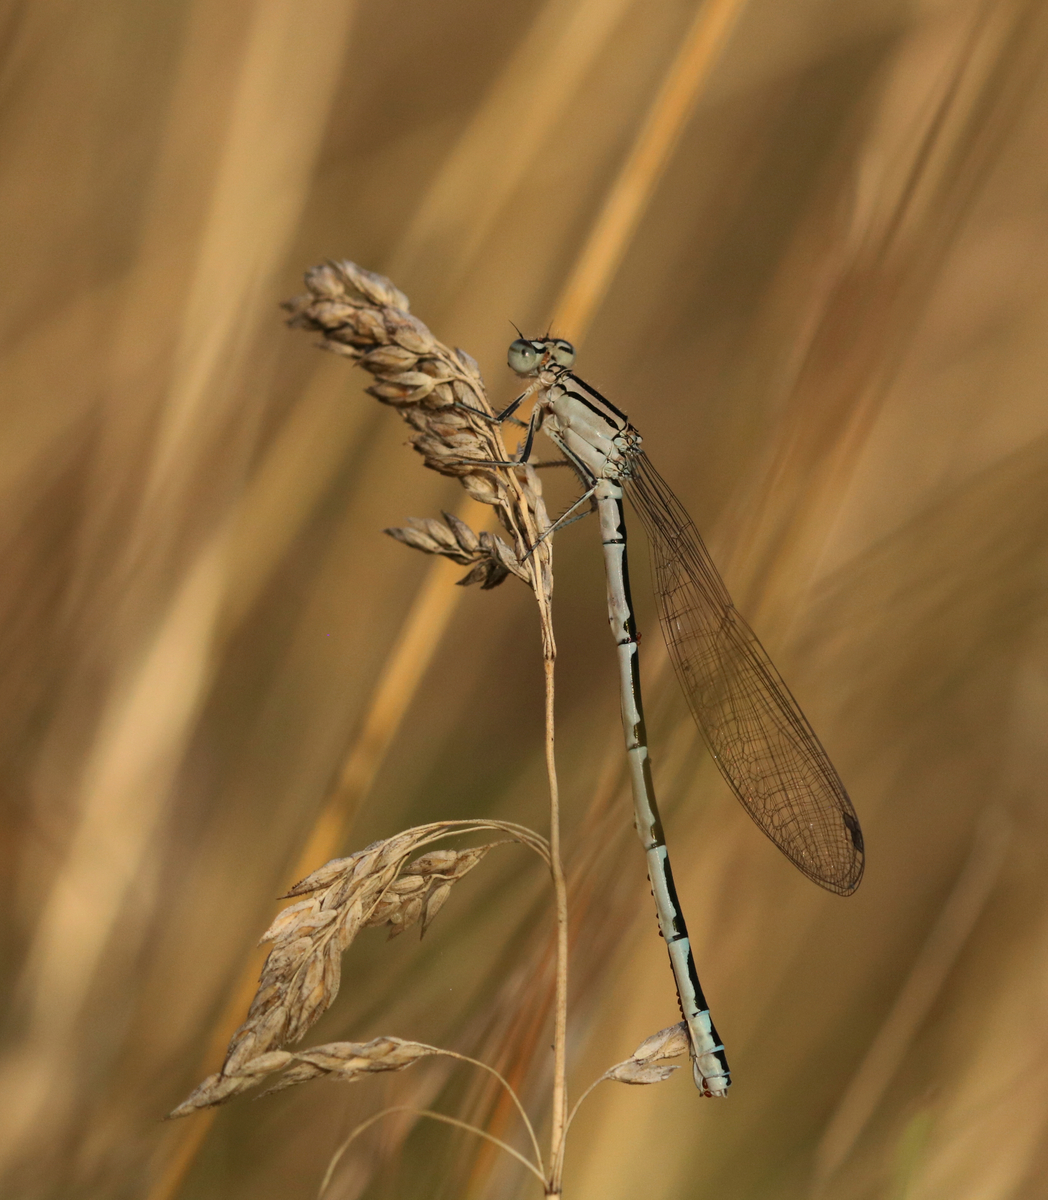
[551,0,748,336]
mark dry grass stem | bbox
[288,261,569,1195]
[295,1040,547,1180]
[544,654,570,1195]
[170,262,568,1194]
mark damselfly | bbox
[500,336,865,1097]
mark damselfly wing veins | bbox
[503,336,865,1096]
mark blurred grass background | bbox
[3,0,1048,1197]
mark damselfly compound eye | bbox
[550,339,575,367]
[508,338,542,374]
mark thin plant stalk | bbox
[563,1076,606,1139]
[318,1107,548,1198]
[544,653,570,1197]
[427,1047,546,1177]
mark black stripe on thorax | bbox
[563,373,630,430]
[568,373,631,422]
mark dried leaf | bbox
[457,560,503,589]
[234,1050,296,1077]
[167,1072,253,1118]
[285,953,328,1042]
[461,473,501,506]
[425,382,456,408]
[599,1022,690,1088]
[478,561,508,587]
[258,899,316,944]
[367,381,420,406]
[334,260,409,311]
[385,369,436,397]
[302,262,347,300]
[252,1003,290,1053]
[486,532,529,582]
[167,1051,295,1118]
[259,1060,327,1096]
[322,937,342,999]
[385,894,423,937]
[386,312,435,354]
[407,517,459,551]
[454,347,481,376]
[306,299,360,327]
[365,843,496,937]
[285,856,356,897]
[444,845,493,879]
[335,897,365,949]
[409,849,458,875]
[388,873,427,895]
[347,308,389,343]
[321,338,362,358]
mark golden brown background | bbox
[2,0,1047,1196]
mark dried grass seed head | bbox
[600,1022,691,1087]
[384,512,528,589]
[286,261,500,495]
[168,824,532,1118]
[286,261,554,607]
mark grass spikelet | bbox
[384,512,528,589]
[263,1037,440,1095]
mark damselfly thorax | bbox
[543,375,643,483]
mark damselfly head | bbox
[507,337,576,375]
